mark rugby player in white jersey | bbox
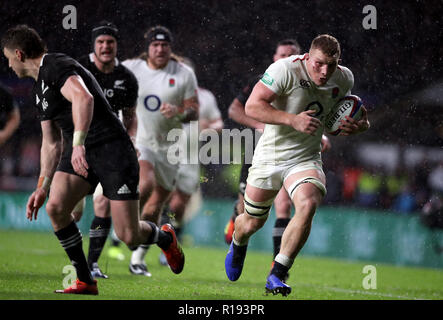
[122,26,199,276]
[225,34,369,296]
[224,39,331,282]
[159,56,223,265]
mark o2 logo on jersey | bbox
[305,101,323,116]
[144,95,161,112]
[305,101,327,122]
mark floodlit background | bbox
[0,0,442,270]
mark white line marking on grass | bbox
[298,283,429,300]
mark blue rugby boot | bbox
[265,274,292,297]
[225,241,248,281]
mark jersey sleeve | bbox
[260,59,293,96]
[200,90,221,121]
[236,74,262,106]
[46,56,79,91]
[183,69,198,100]
[121,59,136,73]
[340,66,354,95]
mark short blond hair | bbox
[310,34,341,58]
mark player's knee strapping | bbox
[287,176,327,199]
[244,193,274,219]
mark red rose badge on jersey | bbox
[169,78,175,87]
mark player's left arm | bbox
[338,106,370,136]
[160,68,199,122]
[200,117,223,132]
[337,68,370,136]
[159,95,199,122]
[122,106,137,144]
[60,75,94,177]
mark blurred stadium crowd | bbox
[0,0,441,215]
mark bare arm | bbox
[245,81,321,136]
[60,75,94,178]
[228,98,264,131]
[122,106,137,143]
[160,95,199,123]
[199,117,224,132]
[0,107,20,146]
[339,106,370,136]
[26,120,62,221]
[61,75,94,135]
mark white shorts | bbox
[247,158,325,191]
[175,163,200,195]
[137,144,179,191]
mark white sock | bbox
[232,231,249,246]
[130,246,148,265]
[275,253,294,269]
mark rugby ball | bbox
[324,95,363,135]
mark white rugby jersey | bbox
[181,87,221,163]
[122,58,198,153]
[253,53,354,165]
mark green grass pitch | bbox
[0,229,442,300]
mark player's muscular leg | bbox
[93,194,111,218]
[138,160,156,208]
[169,189,191,223]
[71,198,86,222]
[234,184,278,244]
[281,170,325,260]
[236,193,245,218]
[46,172,92,231]
[274,187,292,219]
[110,199,151,247]
[140,185,171,224]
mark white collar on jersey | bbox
[39,53,47,67]
[88,52,119,66]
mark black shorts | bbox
[57,138,139,200]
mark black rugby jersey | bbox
[32,53,127,148]
[0,85,15,129]
[77,54,138,115]
[236,74,262,107]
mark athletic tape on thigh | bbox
[244,193,275,219]
[287,176,327,198]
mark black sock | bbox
[232,242,248,266]
[271,261,289,280]
[143,221,172,250]
[55,221,93,284]
[273,218,290,258]
[87,216,112,267]
[160,205,172,225]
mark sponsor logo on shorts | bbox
[117,184,131,195]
